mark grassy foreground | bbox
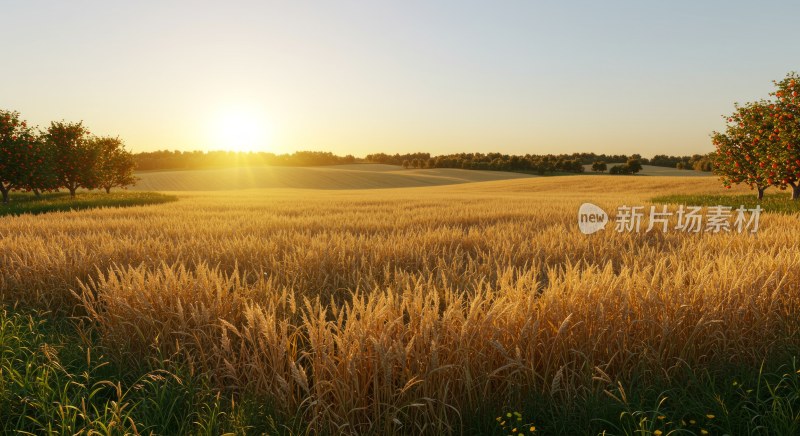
[652,192,800,214]
[2,308,799,435]
[0,192,177,216]
[0,308,293,435]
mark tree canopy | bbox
[712,72,800,200]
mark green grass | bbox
[652,192,800,214]
[470,355,800,435]
[0,307,296,435]
[0,191,177,216]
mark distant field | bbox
[582,164,714,176]
[131,163,536,191]
[132,163,714,191]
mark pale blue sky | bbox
[2,1,799,156]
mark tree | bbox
[626,158,643,174]
[0,110,37,203]
[712,101,783,200]
[770,73,800,200]
[45,121,100,197]
[609,164,632,175]
[691,158,713,172]
[711,103,774,199]
[24,135,59,197]
[591,161,607,172]
[713,72,800,200]
[402,160,410,169]
[94,136,137,193]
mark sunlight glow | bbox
[213,109,272,152]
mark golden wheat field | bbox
[2,175,799,433]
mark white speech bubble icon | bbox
[578,203,608,234]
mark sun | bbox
[213,109,271,152]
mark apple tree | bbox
[23,136,61,197]
[712,72,800,200]
[93,136,137,193]
[712,101,774,199]
[0,110,38,203]
[770,73,800,200]
[45,121,100,197]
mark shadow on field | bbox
[0,192,177,216]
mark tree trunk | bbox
[69,186,77,198]
[0,186,8,204]
[757,187,765,201]
[792,184,800,201]
[33,188,41,198]
[105,186,111,194]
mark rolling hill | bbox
[131,164,714,191]
[131,164,536,191]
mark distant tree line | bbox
[367,152,619,173]
[366,152,713,175]
[649,154,714,171]
[135,150,356,171]
[370,152,586,174]
[0,110,136,203]
[134,150,713,175]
